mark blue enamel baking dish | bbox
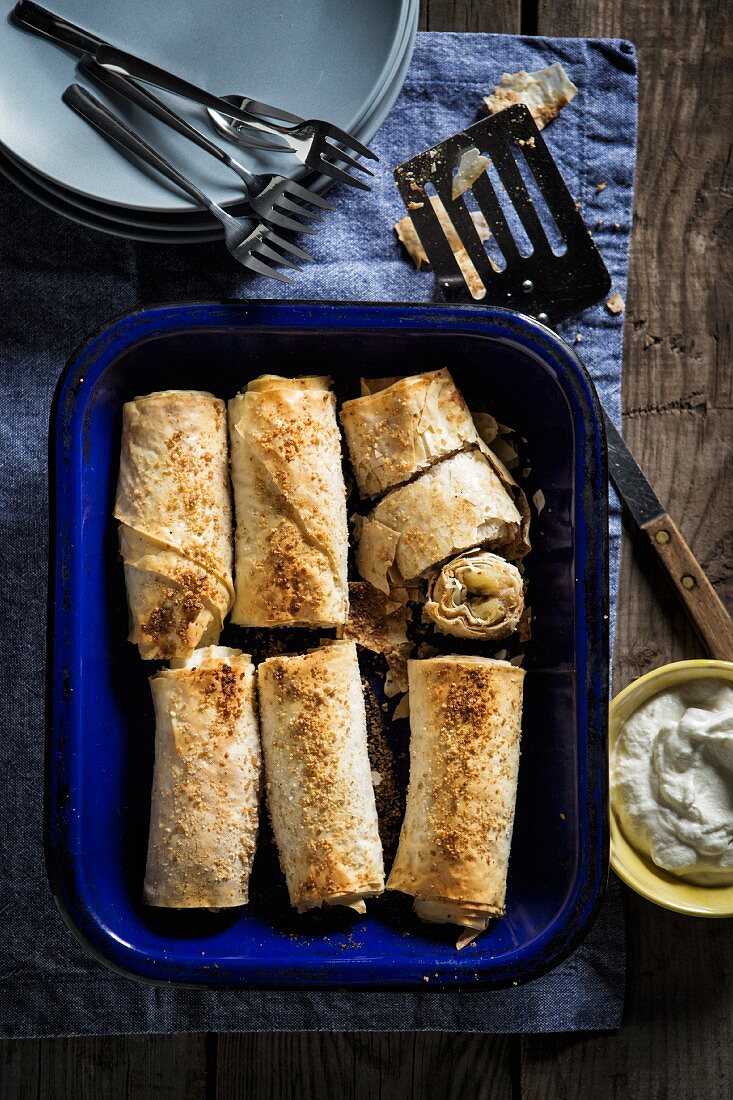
[47,300,608,989]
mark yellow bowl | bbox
[609,659,733,917]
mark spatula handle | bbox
[642,513,733,660]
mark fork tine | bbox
[254,242,302,269]
[275,195,321,220]
[265,208,318,234]
[273,210,318,233]
[282,181,335,210]
[322,142,374,176]
[242,254,294,282]
[265,234,315,262]
[316,158,371,191]
[320,123,379,161]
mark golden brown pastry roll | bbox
[387,656,524,939]
[143,646,261,909]
[258,642,385,913]
[115,390,233,660]
[355,448,529,594]
[229,375,349,627]
[339,369,480,497]
[424,550,525,640]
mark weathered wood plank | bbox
[420,0,520,35]
[37,1034,207,1099]
[520,0,733,1094]
[535,0,732,692]
[0,1040,40,1100]
[216,1033,512,1099]
[520,896,733,1100]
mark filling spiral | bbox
[424,550,524,640]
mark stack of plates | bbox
[0,0,419,242]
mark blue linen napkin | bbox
[0,31,636,1037]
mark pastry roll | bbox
[339,369,480,497]
[258,642,385,912]
[355,448,529,594]
[424,550,525,640]
[387,656,525,939]
[229,375,349,627]
[115,390,233,660]
[144,646,261,909]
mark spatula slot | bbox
[479,152,535,259]
[460,186,506,272]
[509,140,568,257]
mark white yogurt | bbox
[611,678,733,885]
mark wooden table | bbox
[3,0,731,1095]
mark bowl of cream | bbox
[609,660,733,916]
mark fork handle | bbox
[13,0,104,52]
[94,44,282,134]
[78,55,251,185]
[62,84,219,216]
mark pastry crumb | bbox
[606,291,626,315]
[482,62,578,130]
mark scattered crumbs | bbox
[613,222,622,231]
[574,201,581,211]
[512,980,519,986]
[606,291,626,315]
[407,201,424,210]
[362,676,405,864]
[574,333,583,344]
[381,702,389,712]
[423,975,430,983]
[596,181,607,193]
[595,219,604,230]
[533,488,546,514]
[371,770,383,787]
[517,136,536,148]
[560,812,566,820]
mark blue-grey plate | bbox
[0,0,412,213]
[47,300,609,988]
[0,3,418,238]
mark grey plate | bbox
[1,0,408,213]
[0,3,419,239]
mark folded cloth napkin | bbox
[0,31,636,1037]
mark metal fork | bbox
[78,54,333,235]
[93,45,379,191]
[62,84,312,282]
[207,98,379,191]
[12,0,289,153]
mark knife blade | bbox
[603,408,733,660]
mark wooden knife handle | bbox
[642,513,733,660]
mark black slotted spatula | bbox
[395,103,610,325]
